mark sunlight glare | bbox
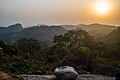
[95,1,110,15]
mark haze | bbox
[0,0,120,27]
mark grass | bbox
[0,71,12,80]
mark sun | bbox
[94,1,110,15]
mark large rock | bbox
[54,66,78,80]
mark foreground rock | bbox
[54,66,78,80]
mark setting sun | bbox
[94,1,110,15]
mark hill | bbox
[0,24,67,42]
[103,27,120,44]
[0,23,24,40]
[61,25,76,30]
[76,23,116,39]
[11,25,67,42]
[0,23,117,42]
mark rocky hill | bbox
[0,23,23,40]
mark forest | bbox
[0,29,120,76]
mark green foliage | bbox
[77,47,90,54]
[16,38,40,54]
[53,30,93,58]
[53,30,93,48]
[1,57,39,74]
[0,40,6,48]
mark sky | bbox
[0,0,120,27]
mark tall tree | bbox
[53,30,93,54]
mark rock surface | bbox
[54,66,78,80]
[20,75,56,80]
[19,74,114,80]
[78,70,90,74]
[77,74,114,80]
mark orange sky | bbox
[0,0,120,27]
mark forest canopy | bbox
[0,29,120,76]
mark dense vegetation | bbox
[0,29,120,76]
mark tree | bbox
[0,40,6,48]
[53,30,93,54]
[0,40,17,56]
[16,38,40,55]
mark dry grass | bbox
[0,71,13,80]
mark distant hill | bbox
[61,23,116,39]
[0,23,23,40]
[0,23,118,43]
[76,23,116,39]
[0,24,67,42]
[102,27,120,44]
[61,25,76,30]
[11,25,67,42]
[0,23,23,32]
